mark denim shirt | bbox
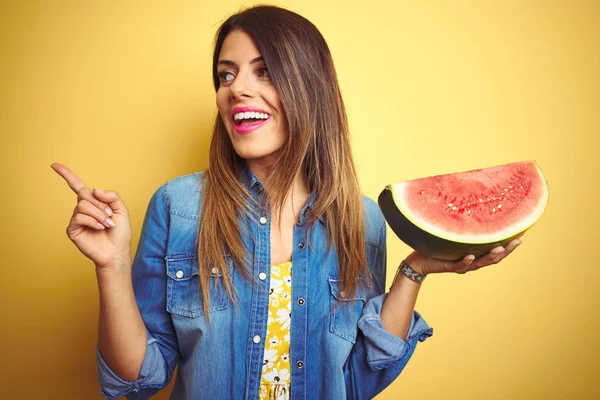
[96,169,433,400]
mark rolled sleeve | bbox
[358,293,433,371]
[96,184,178,399]
[344,203,433,399]
[97,330,168,399]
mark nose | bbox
[229,70,256,100]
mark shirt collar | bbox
[300,191,325,225]
[241,163,324,225]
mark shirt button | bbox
[296,360,304,369]
[252,335,261,344]
[211,267,219,275]
[259,216,267,225]
[175,270,184,279]
[297,298,305,306]
[259,272,267,281]
[298,242,305,249]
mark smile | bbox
[231,107,271,134]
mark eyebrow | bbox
[217,56,264,67]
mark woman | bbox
[52,5,522,400]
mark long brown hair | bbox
[198,5,370,318]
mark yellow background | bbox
[1,0,598,399]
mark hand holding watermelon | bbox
[379,161,548,265]
[404,236,523,276]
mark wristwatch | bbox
[392,260,426,286]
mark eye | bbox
[256,67,269,80]
[218,71,235,84]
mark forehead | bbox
[218,29,262,62]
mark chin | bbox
[233,145,280,163]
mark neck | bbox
[246,157,273,186]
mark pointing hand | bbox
[51,163,132,268]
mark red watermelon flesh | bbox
[378,161,549,260]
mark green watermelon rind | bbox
[378,162,549,261]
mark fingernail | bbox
[104,207,113,216]
[515,239,522,246]
[95,188,105,194]
[96,222,105,230]
[105,217,116,227]
[467,256,475,264]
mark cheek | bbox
[268,89,282,108]
[216,91,229,118]
[263,89,284,121]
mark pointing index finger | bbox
[50,162,87,194]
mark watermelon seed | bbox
[492,208,497,213]
[479,198,483,202]
[448,203,453,207]
[497,204,503,209]
[467,210,471,215]
[452,206,457,211]
[504,188,509,191]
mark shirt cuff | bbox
[96,330,167,399]
[358,293,433,371]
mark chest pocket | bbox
[166,253,230,318]
[328,276,368,343]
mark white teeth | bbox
[234,111,270,121]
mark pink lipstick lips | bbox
[232,106,270,134]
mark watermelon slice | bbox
[378,161,549,260]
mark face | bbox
[216,29,287,167]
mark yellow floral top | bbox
[259,261,292,400]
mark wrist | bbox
[403,252,428,275]
[95,252,132,275]
[391,259,426,288]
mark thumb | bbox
[93,188,128,214]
